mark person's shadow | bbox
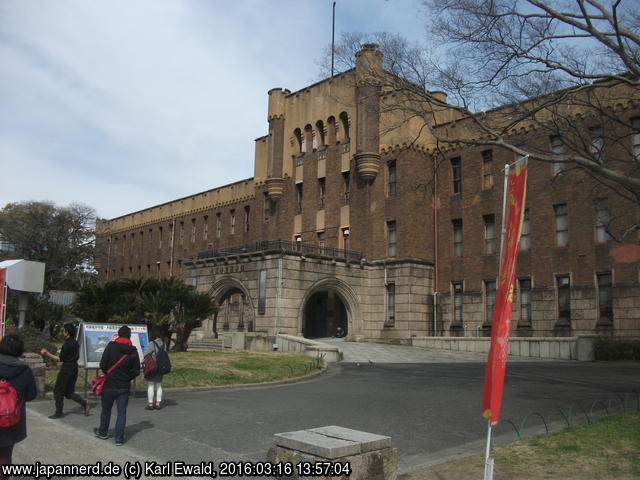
[125,420,154,440]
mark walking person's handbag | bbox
[91,354,129,395]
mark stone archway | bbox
[298,278,361,340]
[209,276,256,337]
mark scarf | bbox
[115,337,132,345]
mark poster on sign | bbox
[77,323,148,368]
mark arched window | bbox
[327,116,337,145]
[294,128,303,153]
[315,120,325,148]
[304,124,313,153]
[339,112,350,141]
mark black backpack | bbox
[155,342,172,375]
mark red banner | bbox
[482,159,528,426]
[0,268,6,338]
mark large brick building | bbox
[96,45,640,343]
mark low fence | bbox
[275,334,342,362]
[411,335,596,361]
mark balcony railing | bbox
[197,239,363,261]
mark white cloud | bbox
[0,0,427,219]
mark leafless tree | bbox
[319,1,640,237]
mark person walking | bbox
[94,325,140,446]
[0,333,37,478]
[144,327,166,410]
[40,323,90,418]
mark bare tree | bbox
[319,1,640,236]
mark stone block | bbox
[549,341,560,359]
[540,341,550,358]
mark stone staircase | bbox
[188,336,228,350]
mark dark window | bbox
[485,280,496,323]
[342,172,351,205]
[452,219,463,257]
[452,282,463,324]
[632,117,640,160]
[594,198,611,243]
[482,150,493,189]
[216,213,222,238]
[554,204,569,247]
[550,135,567,174]
[589,126,605,164]
[519,278,532,325]
[388,160,397,196]
[296,183,303,214]
[597,272,613,325]
[258,270,267,315]
[318,178,326,210]
[387,221,397,257]
[484,215,496,254]
[451,157,462,194]
[520,209,530,250]
[342,228,350,252]
[557,275,571,325]
[244,206,250,233]
[191,218,196,243]
[318,231,326,255]
[385,283,395,327]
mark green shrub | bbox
[594,336,640,361]
[10,326,60,364]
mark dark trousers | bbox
[53,367,85,414]
[0,445,13,480]
[98,388,129,443]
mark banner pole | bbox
[483,420,494,480]
[499,164,510,269]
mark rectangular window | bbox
[203,216,208,240]
[519,278,532,325]
[385,283,395,327]
[216,213,222,238]
[452,282,463,324]
[179,222,184,246]
[149,229,153,248]
[554,203,569,247]
[294,234,302,251]
[318,178,326,210]
[244,206,250,233]
[191,218,196,243]
[484,214,496,254]
[557,275,571,325]
[589,126,605,164]
[158,227,163,250]
[452,219,463,257]
[230,210,236,235]
[387,220,397,257]
[342,227,350,252]
[296,183,303,214]
[258,269,267,315]
[485,280,496,323]
[550,135,567,174]
[388,160,397,196]
[481,150,494,189]
[632,117,640,160]
[451,157,462,194]
[317,231,326,255]
[343,172,351,205]
[317,147,326,160]
[520,209,530,251]
[594,198,612,243]
[597,272,613,325]
[342,140,350,153]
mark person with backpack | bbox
[143,326,170,410]
[0,333,37,477]
[40,323,91,418]
[93,325,140,446]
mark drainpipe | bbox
[169,217,176,277]
[106,233,112,282]
[432,153,439,336]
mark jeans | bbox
[98,388,129,443]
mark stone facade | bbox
[95,44,640,343]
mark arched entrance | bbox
[299,278,360,340]
[209,277,255,337]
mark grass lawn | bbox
[402,412,640,480]
[45,349,320,392]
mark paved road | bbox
[18,355,640,477]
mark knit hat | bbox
[117,325,131,339]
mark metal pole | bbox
[484,421,494,480]
[331,1,336,77]
[499,164,510,270]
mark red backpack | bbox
[0,379,21,427]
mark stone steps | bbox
[189,338,224,350]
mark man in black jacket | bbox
[40,323,90,418]
[94,325,140,446]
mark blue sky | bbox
[0,0,428,219]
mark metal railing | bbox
[197,239,363,261]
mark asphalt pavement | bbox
[12,345,640,479]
